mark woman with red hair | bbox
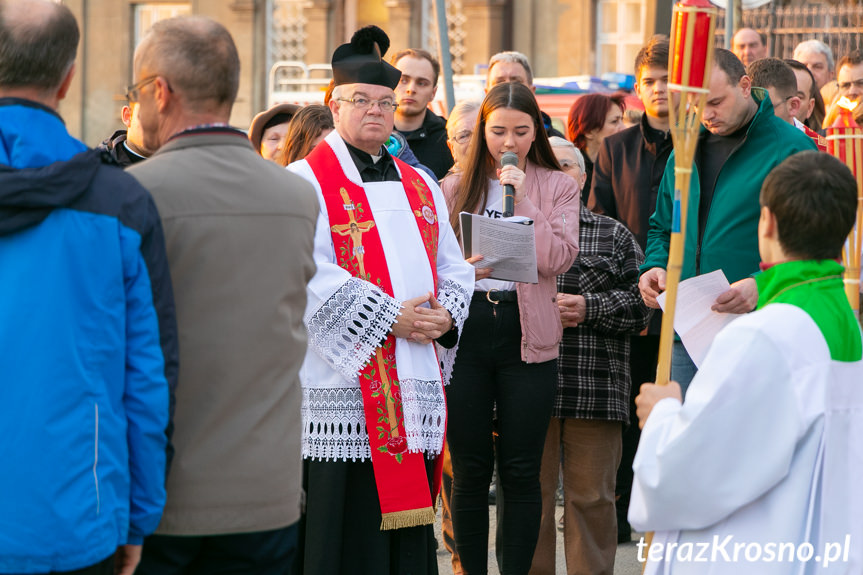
[566,93,625,204]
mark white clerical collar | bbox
[123,141,147,160]
[792,117,806,133]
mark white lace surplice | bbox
[289,132,473,462]
[629,304,863,575]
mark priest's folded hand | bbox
[409,293,454,344]
[391,292,453,344]
[635,381,682,429]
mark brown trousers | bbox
[529,417,622,575]
[440,441,463,574]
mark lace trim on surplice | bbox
[306,277,401,383]
[302,379,446,461]
[436,278,472,385]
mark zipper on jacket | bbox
[93,403,100,515]
[695,244,702,276]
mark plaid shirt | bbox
[555,208,651,422]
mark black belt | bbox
[472,289,518,304]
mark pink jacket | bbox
[441,161,581,363]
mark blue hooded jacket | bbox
[0,98,178,573]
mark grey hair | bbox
[794,39,835,72]
[331,84,344,102]
[488,51,533,85]
[548,136,585,173]
[136,16,239,111]
[446,100,480,138]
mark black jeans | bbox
[137,524,298,575]
[446,297,557,575]
[17,554,115,575]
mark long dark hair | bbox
[449,82,561,235]
[278,104,334,166]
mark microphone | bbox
[501,151,519,217]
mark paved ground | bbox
[434,505,646,574]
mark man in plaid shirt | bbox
[532,137,652,575]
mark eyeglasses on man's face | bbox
[337,96,398,112]
[125,76,158,102]
[773,95,796,110]
[125,76,173,103]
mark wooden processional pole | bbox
[643,0,717,569]
[826,97,863,319]
[654,0,718,387]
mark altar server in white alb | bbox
[288,25,474,575]
[629,150,863,575]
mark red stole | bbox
[306,140,443,530]
[802,124,827,152]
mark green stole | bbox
[756,259,862,361]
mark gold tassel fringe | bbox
[380,507,435,530]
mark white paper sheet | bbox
[459,212,538,284]
[656,270,742,367]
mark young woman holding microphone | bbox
[441,81,581,574]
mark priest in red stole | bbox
[288,25,474,575]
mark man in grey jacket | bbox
[128,16,318,574]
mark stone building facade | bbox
[61,0,672,146]
[60,0,265,146]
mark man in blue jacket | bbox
[0,1,177,574]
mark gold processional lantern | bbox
[826,97,863,317]
[643,2,717,567]
[654,0,718,387]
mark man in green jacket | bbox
[638,48,816,393]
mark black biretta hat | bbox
[331,25,402,89]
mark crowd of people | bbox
[2,1,862,574]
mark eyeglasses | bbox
[336,97,398,112]
[838,79,863,91]
[125,76,173,102]
[450,130,473,145]
[125,76,157,102]
[774,95,795,109]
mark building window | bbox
[133,3,192,48]
[596,0,646,75]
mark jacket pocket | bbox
[521,279,563,357]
